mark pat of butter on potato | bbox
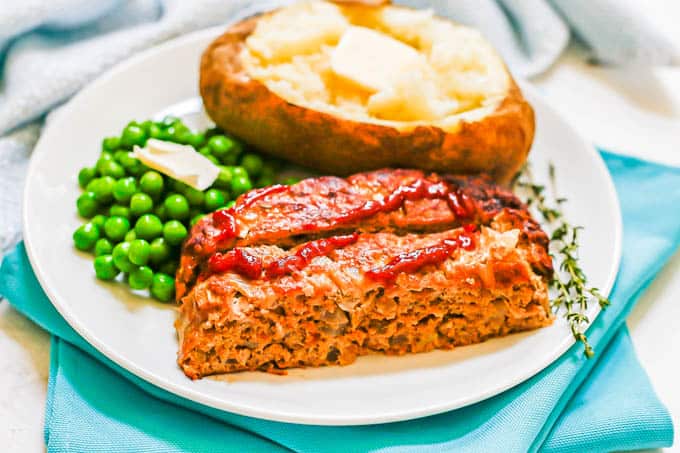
[133,139,220,191]
[330,26,424,92]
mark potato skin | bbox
[200,14,535,185]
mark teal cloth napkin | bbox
[0,151,676,452]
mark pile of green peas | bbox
[73,117,296,302]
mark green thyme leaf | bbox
[514,164,611,358]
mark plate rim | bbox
[22,26,623,426]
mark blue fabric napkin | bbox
[0,151,676,452]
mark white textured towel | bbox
[0,0,678,255]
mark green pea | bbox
[163,220,188,246]
[91,176,116,203]
[213,166,233,189]
[186,132,206,148]
[112,177,137,203]
[161,116,180,127]
[255,174,275,188]
[282,176,301,186]
[128,239,151,266]
[151,273,175,302]
[190,213,205,227]
[240,153,264,177]
[207,135,234,158]
[122,157,145,177]
[148,123,163,139]
[104,216,130,242]
[94,238,114,257]
[171,179,190,194]
[213,138,242,164]
[164,124,189,143]
[140,120,153,134]
[224,200,236,209]
[121,124,147,148]
[116,152,135,166]
[76,192,98,218]
[204,188,226,211]
[175,129,193,145]
[231,175,252,197]
[102,136,121,152]
[109,205,131,220]
[73,222,100,251]
[101,160,126,179]
[139,171,164,197]
[149,237,171,265]
[164,194,190,220]
[98,151,114,163]
[124,230,137,242]
[91,215,107,230]
[206,155,220,166]
[159,260,179,276]
[95,154,113,174]
[221,154,239,166]
[78,167,97,189]
[198,146,211,156]
[113,150,128,163]
[160,126,174,141]
[129,265,154,290]
[154,205,167,221]
[184,187,205,207]
[85,177,99,193]
[94,255,120,281]
[117,152,139,169]
[130,193,154,217]
[112,241,134,273]
[230,166,248,179]
[134,214,163,240]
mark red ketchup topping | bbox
[301,178,473,230]
[204,178,477,280]
[365,225,477,285]
[207,248,262,280]
[207,233,359,280]
[233,184,288,213]
[209,185,289,244]
[264,232,359,278]
[211,208,238,243]
[212,178,474,239]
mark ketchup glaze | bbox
[204,177,479,282]
[210,177,474,243]
[209,185,290,245]
[301,178,473,231]
[207,233,359,280]
[365,224,477,285]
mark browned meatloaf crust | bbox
[176,169,553,378]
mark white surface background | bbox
[1,1,679,451]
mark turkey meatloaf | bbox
[176,169,553,378]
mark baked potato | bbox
[199,1,534,184]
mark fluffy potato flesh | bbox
[241,1,510,131]
[199,1,534,184]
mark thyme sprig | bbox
[515,164,611,358]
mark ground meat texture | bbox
[175,170,553,378]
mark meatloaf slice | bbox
[176,169,553,378]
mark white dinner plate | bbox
[22,27,622,426]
